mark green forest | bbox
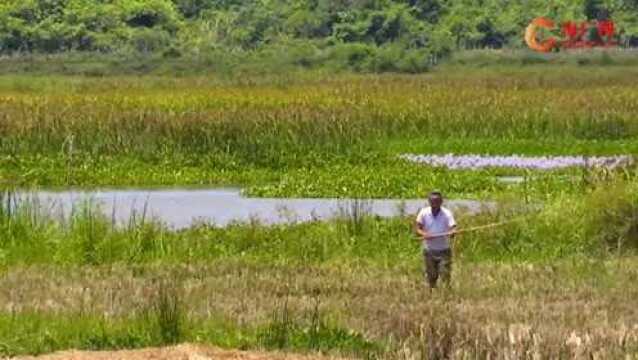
[1,0,638,72]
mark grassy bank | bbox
[445,48,638,68]
[2,49,638,77]
[2,180,638,269]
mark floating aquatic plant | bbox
[400,154,634,170]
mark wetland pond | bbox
[16,188,487,229]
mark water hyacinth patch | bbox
[400,154,634,170]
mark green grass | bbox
[0,310,380,357]
[1,179,637,269]
[445,48,638,68]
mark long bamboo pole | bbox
[418,217,526,240]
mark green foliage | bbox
[258,299,379,356]
[0,0,636,71]
[585,182,638,252]
[152,279,185,345]
[0,0,180,53]
[584,0,605,20]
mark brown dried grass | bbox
[9,343,346,360]
[2,259,638,358]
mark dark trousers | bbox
[423,249,452,288]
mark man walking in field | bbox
[415,191,457,289]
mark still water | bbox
[22,188,487,229]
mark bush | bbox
[326,42,375,71]
[586,182,638,253]
[120,0,182,32]
[129,28,171,53]
[366,44,431,73]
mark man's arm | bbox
[415,221,428,239]
[415,210,427,240]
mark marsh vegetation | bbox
[2,65,638,358]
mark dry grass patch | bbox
[9,343,346,360]
[2,260,638,357]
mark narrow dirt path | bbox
[9,344,346,360]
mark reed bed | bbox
[2,73,638,157]
[1,68,638,198]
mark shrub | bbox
[586,182,638,253]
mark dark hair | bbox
[428,190,443,198]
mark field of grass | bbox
[2,66,638,199]
[3,259,638,358]
[2,63,638,358]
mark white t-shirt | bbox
[415,206,456,251]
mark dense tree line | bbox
[1,0,637,70]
